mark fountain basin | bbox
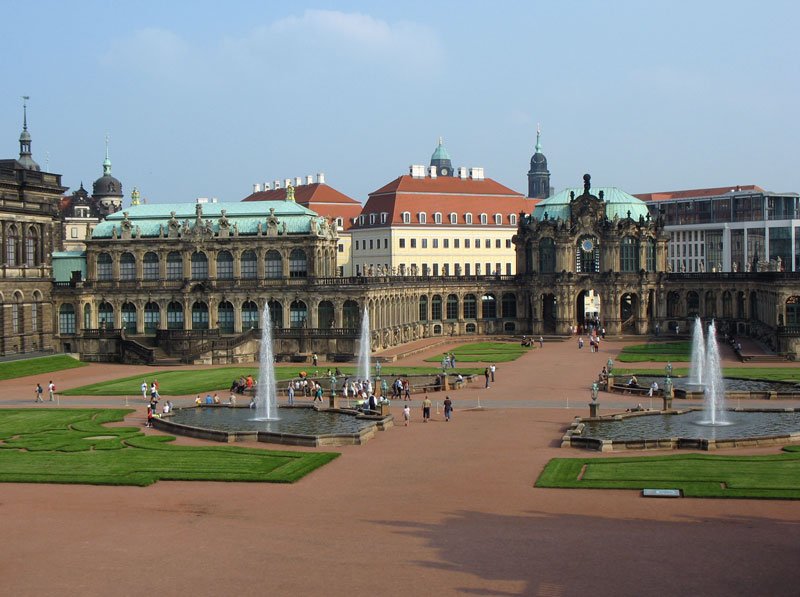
[563,408,800,451]
[632,375,800,398]
[154,405,392,447]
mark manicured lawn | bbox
[536,448,800,499]
[0,409,338,486]
[424,341,532,364]
[617,341,692,363]
[615,367,800,383]
[61,365,485,396]
[0,355,87,381]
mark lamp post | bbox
[606,358,615,388]
[329,374,337,408]
[589,382,600,417]
[665,361,673,377]
[663,375,674,411]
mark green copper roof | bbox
[92,200,324,239]
[531,187,650,222]
[431,137,451,162]
[53,251,86,282]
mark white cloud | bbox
[102,28,192,77]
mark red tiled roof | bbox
[354,175,535,228]
[635,185,763,202]
[242,183,362,230]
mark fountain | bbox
[357,307,371,384]
[698,319,728,426]
[253,302,279,421]
[688,316,705,388]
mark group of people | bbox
[140,379,160,401]
[483,364,497,388]
[34,380,56,403]
[405,394,454,425]
[577,334,602,352]
[521,336,545,348]
[440,353,458,369]
[230,375,255,395]
[391,377,412,400]
[145,397,172,427]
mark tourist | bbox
[443,396,453,422]
[403,379,411,400]
[150,382,158,400]
[246,375,254,391]
[422,395,432,422]
[228,394,236,406]
[314,384,324,402]
[368,393,377,411]
[287,383,295,405]
[649,381,659,397]
[599,366,608,381]
[627,375,639,388]
[312,353,318,367]
[195,395,202,406]
[141,380,148,400]
[441,355,449,370]
[163,400,172,414]
[213,393,220,404]
[484,367,490,388]
[455,373,464,389]
[600,328,606,339]
[145,404,154,427]
[35,383,44,403]
[539,336,544,348]
[451,353,457,369]
[48,380,55,401]
[578,337,584,349]
[403,404,411,426]
[490,364,496,382]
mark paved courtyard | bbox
[2,338,800,596]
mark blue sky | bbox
[2,0,798,204]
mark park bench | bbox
[611,384,654,396]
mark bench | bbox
[611,384,655,396]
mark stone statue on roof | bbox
[286,182,295,202]
[266,208,279,236]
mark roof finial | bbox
[103,134,112,175]
[535,123,542,153]
[22,96,29,131]
[438,136,443,146]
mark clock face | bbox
[581,238,594,252]
[440,168,448,175]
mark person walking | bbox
[48,380,55,401]
[422,395,432,422]
[484,367,490,389]
[35,383,44,403]
[141,380,148,400]
[403,379,411,401]
[539,336,544,348]
[578,337,584,349]
[443,396,453,422]
[403,404,411,426]
[489,364,496,382]
[287,383,295,406]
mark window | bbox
[444,239,449,249]
[355,240,359,250]
[241,250,257,279]
[446,294,458,319]
[506,239,512,248]
[620,236,640,272]
[433,239,439,249]
[399,239,406,248]
[422,239,428,249]
[191,252,208,280]
[465,263,471,275]
[506,263,512,275]
[143,252,159,280]
[384,239,388,249]
[25,228,38,266]
[192,302,209,330]
[380,213,387,224]
[338,243,344,253]
[501,292,518,316]
[318,301,334,329]
[475,239,481,249]
[481,293,497,319]
[11,302,19,334]
[432,295,442,320]
[454,239,460,249]
[509,214,517,225]
[419,296,428,321]
[494,214,502,225]
[97,253,112,280]
[411,239,417,248]
[290,300,307,328]
[369,213,376,225]
[480,213,488,225]
[539,238,555,272]
[6,225,18,265]
[419,212,427,224]
[98,301,114,327]
[167,302,183,330]
[449,213,457,224]
[166,251,182,279]
[358,215,365,226]
[121,302,137,333]
[119,253,135,280]
[336,217,343,228]
[71,227,78,239]
[463,294,477,318]
[486,239,490,249]
[465,239,471,249]
[465,213,473,225]
[144,302,160,332]
[369,239,374,250]
[496,239,501,248]
[289,249,307,277]
[402,212,411,224]
[242,301,259,329]
[216,251,233,279]
[434,212,442,224]
[266,250,283,278]
[218,301,234,333]
[59,304,76,334]
[31,300,39,332]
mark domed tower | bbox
[17,97,40,171]
[430,137,454,176]
[527,125,550,199]
[92,137,123,215]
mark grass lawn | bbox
[0,355,87,381]
[617,341,692,363]
[62,365,486,396]
[0,409,338,486]
[615,366,800,383]
[424,341,532,364]
[536,447,800,499]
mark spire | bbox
[535,123,542,154]
[103,134,112,175]
[22,96,28,132]
[17,95,40,171]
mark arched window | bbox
[167,301,184,330]
[241,250,257,279]
[687,291,700,317]
[481,293,497,319]
[431,295,443,320]
[577,236,599,273]
[97,253,112,280]
[11,296,21,334]
[402,212,411,224]
[121,302,137,333]
[289,249,307,278]
[465,322,476,333]
[786,296,800,325]
[25,227,38,266]
[265,250,282,278]
[722,291,733,319]
[120,252,135,280]
[98,301,114,327]
[343,300,359,328]
[242,301,259,329]
[539,238,555,273]
[318,300,334,328]
[419,295,428,321]
[449,212,457,224]
[494,213,502,225]
[143,252,159,280]
[191,252,208,280]
[218,301,234,333]
[144,302,160,332]
[434,212,442,224]
[269,300,283,328]
[502,293,517,318]
[705,291,716,317]
[465,213,473,225]
[31,299,39,332]
[480,213,488,225]
[290,300,307,328]
[620,236,640,272]
[463,294,477,319]
[6,224,19,265]
[418,212,427,224]
[645,238,656,271]
[191,301,209,330]
[166,251,183,279]
[667,291,680,318]
[446,294,458,320]
[216,251,233,280]
[59,304,76,335]
[83,304,92,330]
[509,214,517,226]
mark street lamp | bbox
[591,382,599,402]
[606,358,614,374]
[665,361,673,377]
[589,382,600,417]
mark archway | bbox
[541,293,557,334]
[620,293,638,333]
[575,289,601,334]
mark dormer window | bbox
[336,217,343,227]
[434,212,442,224]
[380,212,388,224]
[509,214,517,225]
[358,215,365,226]
[418,212,427,224]
[402,211,411,224]
[494,213,502,225]
[465,213,473,225]
[449,212,457,224]
[480,213,488,225]
[369,213,376,225]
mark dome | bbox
[93,174,123,198]
[531,186,650,222]
[431,142,451,162]
[530,151,548,170]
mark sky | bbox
[2,0,798,205]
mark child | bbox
[403,404,411,426]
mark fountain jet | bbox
[358,307,371,384]
[254,302,279,421]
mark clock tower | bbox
[527,125,551,199]
[430,137,454,176]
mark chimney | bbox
[284,178,292,188]
[458,166,468,179]
[274,179,281,189]
[428,166,437,178]
[264,182,272,191]
[469,167,485,180]
[253,183,262,193]
[306,175,314,185]
[410,164,426,178]
[295,176,302,187]
[317,172,326,184]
